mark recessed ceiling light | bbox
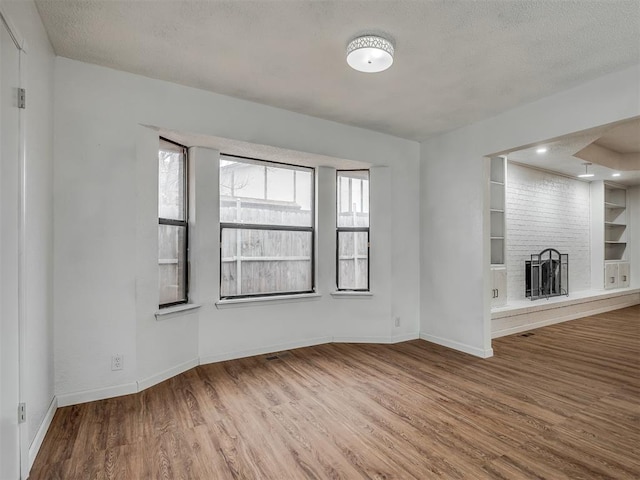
[536,147,548,154]
[612,173,621,177]
[347,35,394,73]
[578,162,594,178]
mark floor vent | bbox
[520,333,535,337]
[265,351,291,361]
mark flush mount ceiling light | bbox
[536,147,548,154]
[346,35,394,73]
[612,173,621,177]
[578,162,594,178]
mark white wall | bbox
[0,0,55,470]
[420,65,640,357]
[41,37,640,413]
[506,163,591,301]
[53,58,421,404]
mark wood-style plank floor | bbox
[31,305,639,479]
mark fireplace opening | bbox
[525,248,568,300]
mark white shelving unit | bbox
[490,157,506,266]
[604,184,627,262]
[603,184,630,289]
[490,156,507,307]
[591,181,630,290]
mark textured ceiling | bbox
[35,0,640,141]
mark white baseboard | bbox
[137,358,199,392]
[57,382,138,407]
[57,358,201,409]
[333,333,419,344]
[199,336,333,365]
[29,396,58,470]
[391,332,420,343]
[51,332,432,410]
[419,333,494,358]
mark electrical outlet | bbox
[394,317,400,327]
[111,354,123,371]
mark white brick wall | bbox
[506,163,591,301]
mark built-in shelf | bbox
[605,244,627,259]
[603,184,627,263]
[490,185,504,211]
[490,157,506,267]
[604,202,625,209]
[491,238,505,265]
[591,181,632,290]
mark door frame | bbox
[0,6,29,478]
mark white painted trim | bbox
[18,33,30,479]
[199,336,332,365]
[215,292,321,308]
[56,382,138,407]
[54,332,495,410]
[391,333,420,343]
[137,358,199,392]
[492,298,640,338]
[0,6,25,50]
[154,303,201,320]
[419,333,494,358]
[491,288,640,318]
[28,396,57,470]
[55,358,200,410]
[333,333,419,344]
[330,291,373,298]
[333,336,384,343]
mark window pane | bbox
[221,228,312,297]
[337,171,369,228]
[159,224,187,305]
[220,157,313,226]
[338,231,369,290]
[267,167,294,202]
[159,140,185,220]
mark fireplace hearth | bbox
[525,248,568,300]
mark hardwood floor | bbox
[31,305,639,479]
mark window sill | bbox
[215,292,321,309]
[155,303,201,320]
[331,291,373,298]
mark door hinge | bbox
[18,403,26,423]
[18,88,26,109]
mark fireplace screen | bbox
[525,248,568,300]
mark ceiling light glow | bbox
[578,162,594,178]
[536,147,548,154]
[347,35,394,73]
[612,173,621,177]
